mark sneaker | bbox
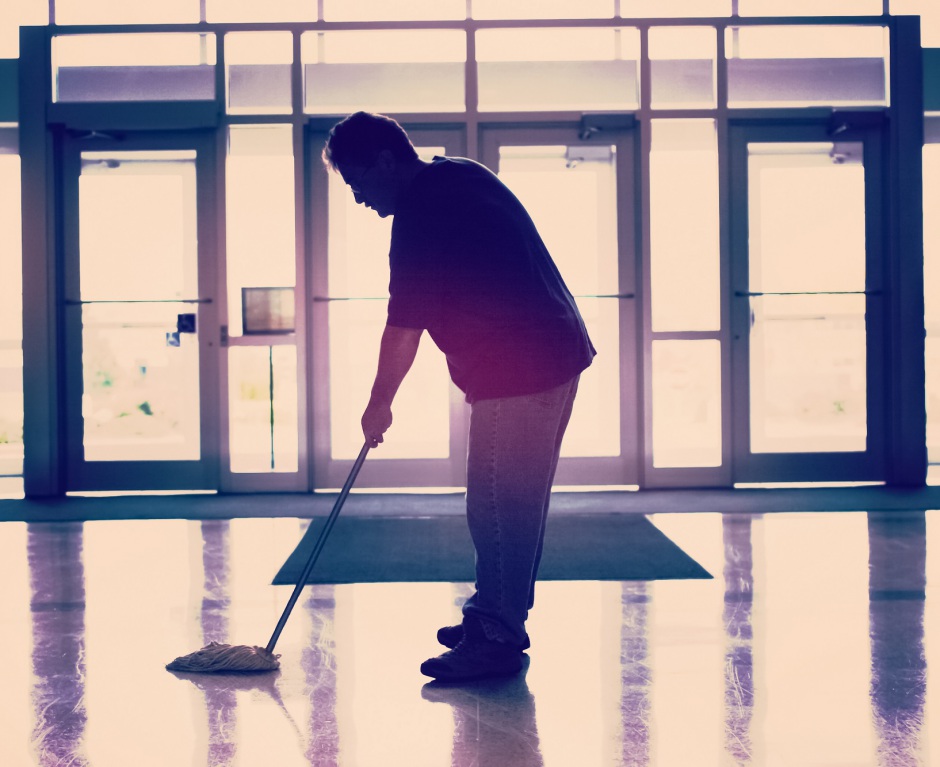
[437,623,531,651]
[421,619,525,682]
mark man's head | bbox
[323,111,421,218]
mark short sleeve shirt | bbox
[387,156,595,403]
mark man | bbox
[323,112,595,682]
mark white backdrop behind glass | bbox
[54,0,198,24]
[747,144,868,454]
[0,0,47,57]
[324,0,465,20]
[327,147,451,461]
[499,145,621,458]
[923,145,940,462]
[78,152,202,462]
[0,156,23,480]
[891,0,940,46]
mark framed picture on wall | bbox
[242,287,295,334]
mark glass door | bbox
[61,131,219,491]
[480,126,639,486]
[307,126,467,488]
[730,122,886,483]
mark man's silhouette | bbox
[323,111,595,681]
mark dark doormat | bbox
[273,514,711,584]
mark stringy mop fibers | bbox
[166,642,280,673]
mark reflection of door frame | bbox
[60,130,220,491]
[728,119,886,483]
[306,123,468,490]
[479,124,640,487]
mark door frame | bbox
[479,122,641,487]
[728,118,887,483]
[60,129,221,491]
[306,121,469,490]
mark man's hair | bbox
[322,111,419,173]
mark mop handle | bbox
[266,441,371,653]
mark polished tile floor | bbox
[0,508,936,766]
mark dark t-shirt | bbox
[387,156,596,403]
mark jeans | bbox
[461,374,580,646]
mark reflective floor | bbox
[1,509,937,766]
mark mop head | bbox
[166,641,280,673]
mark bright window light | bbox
[302,29,466,64]
[324,0,465,21]
[621,0,730,16]
[472,0,615,19]
[207,0,315,22]
[55,0,199,25]
[0,0,47,57]
[739,0,882,15]
[726,25,888,60]
[53,33,216,67]
[476,27,639,62]
[891,0,940,47]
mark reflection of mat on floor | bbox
[272,515,712,584]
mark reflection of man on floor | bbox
[323,111,595,681]
[422,664,542,764]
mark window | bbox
[207,0,314,23]
[52,33,216,103]
[738,0,882,15]
[0,141,23,494]
[476,27,640,112]
[302,30,466,114]
[650,120,720,332]
[55,0,199,25]
[891,0,940,47]
[726,25,889,108]
[225,32,293,115]
[324,0,465,21]
[473,0,614,19]
[650,27,717,109]
[923,140,940,468]
[0,0,47,57]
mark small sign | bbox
[242,287,295,335]
[177,313,196,333]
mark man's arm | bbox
[361,323,423,447]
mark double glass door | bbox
[61,131,218,491]
[308,125,638,488]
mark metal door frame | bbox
[306,122,469,490]
[60,130,221,491]
[479,122,641,487]
[728,118,887,483]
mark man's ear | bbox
[375,148,397,173]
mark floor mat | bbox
[272,514,711,584]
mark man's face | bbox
[340,154,396,218]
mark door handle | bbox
[734,290,881,297]
[63,298,213,305]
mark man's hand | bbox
[362,398,393,448]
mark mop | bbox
[166,442,371,673]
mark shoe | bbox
[437,623,531,651]
[421,619,525,682]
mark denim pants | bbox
[461,374,580,646]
